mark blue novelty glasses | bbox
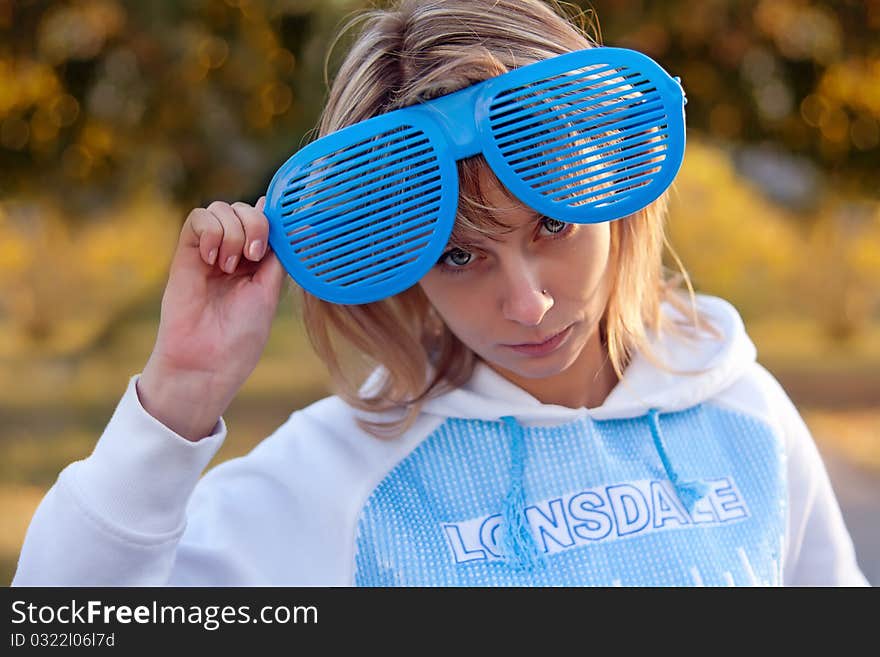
[264,47,686,304]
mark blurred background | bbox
[1,0,877,585]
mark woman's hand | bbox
[137,197,287,441]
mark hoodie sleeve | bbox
[754,365,871,586]
[11,373,227,586]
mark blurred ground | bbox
[816,444,879,586]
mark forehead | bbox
[452,157,539,243]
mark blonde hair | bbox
[298,0,720,438]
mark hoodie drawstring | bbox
[499,416,544,571]
[646,408,709,514]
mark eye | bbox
[436,247,473,270]
[540,216,568,234]
[437,246,476,274]
[435,217,572,275]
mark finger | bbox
[256,195,266,212]
[186,208,224,267]
[207,201,246,274]
[231,200,269,262]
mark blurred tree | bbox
[0,0,878,355]
[801,200,880,341]
[0,0,362,215]
[588,0,879,200]
[0,0,362,354]
[2,0,877,211]
[666,139,803,320]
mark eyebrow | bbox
[448,212,545,248]
[446,232,502,251]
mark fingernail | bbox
[224,255,238,273]
[208,249,217,266]
[249,240,263,260]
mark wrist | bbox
[136,365,230,442]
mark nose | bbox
[499,257,553,327]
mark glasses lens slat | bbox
[300,180,442,272]
[489,63,616,110]
[332,234,435,286]
[300,195,442,269]
[555,165,663,206]
[282,142,433,217]
[507,125,667,170]
[532,144,664,198]
[283,155,438,228]
[493,89,661,151]
[501,104,665,169]
[544,155,666,201]
[292,172,441,250]
[490,75,650,137]
[301,179,441,271]
[284,127,423,190]
[294,189,443,254]
[519,132,668,187]
[319,226,435,283]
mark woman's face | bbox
[418,169,614,389]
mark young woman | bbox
[13,0,868,586]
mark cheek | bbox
[556,225,612,290]
[417,271,449,311]
[589,230,612,281]
[418,274,488,337]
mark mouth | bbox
[503,324,574,356]
[505,324,572,347]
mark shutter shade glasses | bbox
[264,47,686,304]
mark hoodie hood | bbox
[417,293,756,424]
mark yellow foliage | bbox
[850,209,880,274]
[0,484,48,568]
[820,57,880,116]
[0,57,61,117]
[667,138,803,319]
[0,193,180,358]
[802,202,880,335]
[803,410,880,471]
[668,138,880,333]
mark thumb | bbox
[253,245,288,300]
[257,195,266,212]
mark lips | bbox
[507,325,570,347]
[502,324,574,357]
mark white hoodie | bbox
[12,293,869,586]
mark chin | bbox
[490,352,572,380]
